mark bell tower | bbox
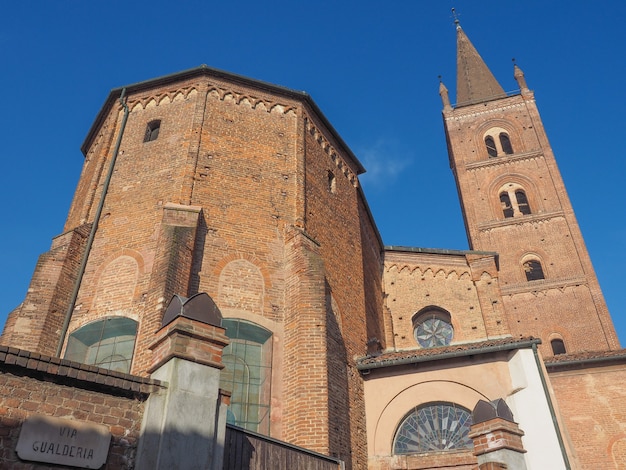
[440,23,619,355]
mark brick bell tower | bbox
[439,22,620,355]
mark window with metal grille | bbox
[393,402,473,454]
[64,317,138,373]
[220,319,272,434]
[412,307,453,348]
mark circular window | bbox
[393,402,473,454]
[413,308,453,348]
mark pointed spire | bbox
[456,21,506,105]
[513,60,530,95]
[439,76,452,111]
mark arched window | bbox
[551,338,566,355]
[515,190,531,215]
[485,136,497,157]
[412,307,453,348]
[64,317,138,373]
[220,319,272,434]
[393,402,473,454]
[500,193,514,218]
[328,170,336,194]
[500,133,513,154]
[523,259,545,281]
[144,120,161,142]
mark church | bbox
[1,22,625,469]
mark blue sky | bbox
[1,1,625,343]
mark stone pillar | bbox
[135,308,229,470]
[469,400,527,470]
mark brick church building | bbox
[1,23,626,469]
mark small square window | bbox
[144,120,161,142]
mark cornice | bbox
[501,276,588,296]
[478,211,565,232]
[445,97,531,122]
[466,149,543,171]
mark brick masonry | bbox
[1,68,380,469]
[0,346,161,469]
[546,355,626,469]
[442,92,619,355]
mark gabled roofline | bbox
[81,65,365,174]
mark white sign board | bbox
[16,415,111,468]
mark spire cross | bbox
[451,8,461,27]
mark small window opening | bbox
[500,193,514,218]
[144,120,161,142]
[328,171,336,194]
[516,190,531,215]
[551,339,566,355]
[500,133,513,154]
[412,307,454,348]
[485,136,497,157]
[523,259,545,281]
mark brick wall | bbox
[302,113,373,468]
[383,249,508,350]
[1,224,90,356]
[0,346,160,469]
[547,358,626,469]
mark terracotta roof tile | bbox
[357,336,538,369]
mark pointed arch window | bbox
[144,120,161,142]
[500,193,514,218]
[220,319,272,434]
[515,190,531,215]
[551,338,566,355]
[523,259,545,281]
[64,317,138,373]
[393,402,473,454]
[485,136,498,157]
[500,133,513,154]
